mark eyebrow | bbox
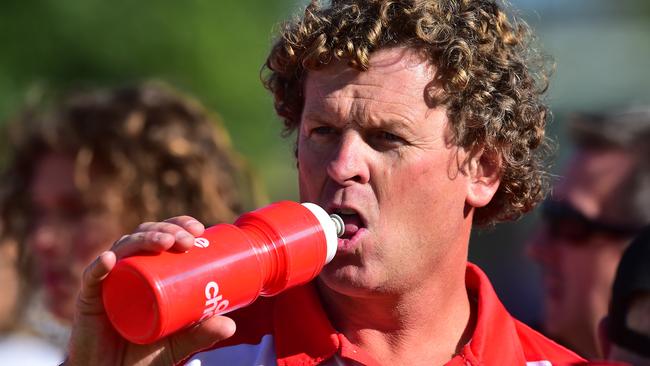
[302,111,417,138]
[30,190,84,207]
[363,116,416,135]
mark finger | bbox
[163,216,205,237]
[161,216,206,252]
[77,251,117,315]
[168,316,237,364]
[137,217,204,236]
[111,231,176,260]
[137,218,204,251]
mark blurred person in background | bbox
[0,81,261,364]
[528,106,650,359]
[599,225,650,366]
[0,239,19,329]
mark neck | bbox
[316,261,474,365]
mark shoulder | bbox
[513,319,586,365]
[464,262,586,365]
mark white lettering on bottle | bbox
[194,237,210,248]
[200,281,229,321]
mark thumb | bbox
[168,315,237,364]
[77,251,116,315]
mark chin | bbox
[543,307,573,341]
[317,262,399,299]
[52,308,73,324]
[319,267,370,293]
[46,298,75,323]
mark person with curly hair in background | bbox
[62,1,586,365]
[0,82,261,365]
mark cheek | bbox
[389,155,465,212]
[377,157,466,247]
[73,219,123,263]
[72,237,105,266]
[298,144,327,196]
[559,248,598,291]
[592,246,622,290]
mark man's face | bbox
[528,148,636,356]
[27,153,125,321]
[297,48,481,297]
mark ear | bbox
[465,147,501,208]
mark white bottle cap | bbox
[301,202,339,264]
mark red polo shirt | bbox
[186,263,585,365]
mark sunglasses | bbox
[540,200,642,243]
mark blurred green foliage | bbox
[0,0,302,200]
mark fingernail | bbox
[187,220,204,233]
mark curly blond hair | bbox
[263,0,552,225]
[0,81,261,255]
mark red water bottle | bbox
[102,201,343,344]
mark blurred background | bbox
[1,0,649,325]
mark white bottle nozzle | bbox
[330,214,344,238]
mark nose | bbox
[28,220,66,258]
[326,132,370,186]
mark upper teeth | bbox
[337,208,356,215]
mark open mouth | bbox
[330,207,365,239]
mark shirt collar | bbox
[458,262,528,365]
[272,263,528,366]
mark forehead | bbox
[30,152,122,210]
[302,48,436,113]
[31,153,77,198]
[556,148,636,216]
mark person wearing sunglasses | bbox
[528,107,650,359]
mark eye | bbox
[311,126,336,136]
[379,131,403,142]
[307,125,339,144]
[368,130,407,150]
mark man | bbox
[600,225,650,366]
[528,107,650,359]
[64,1,584,365]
